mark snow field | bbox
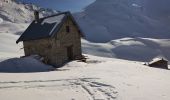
[0,55,169,100]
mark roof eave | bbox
[17,36,51,43]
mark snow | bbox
[0,56,54,73]
[0,33,23,58]
[0,21,29,34]
[4,19,170,62]
[42,14,65,24]
[0,0,170,99]
[0,17,3,23]
[0,0,58,23]
[2,23,170,63]
[0,21,27,58]
[0,55,170,100]
[149,57,168,65]
[82,38,170,62]
[74,0,170,42]
[0,0,169,62]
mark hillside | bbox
[0,0,170,62]
[0,1,170,100]
[75,0,170,42]
[82,38,170,62]
[0,0,58,23]
[0,0,59,58]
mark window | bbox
[66,26,70,33]
[78,30,81,34]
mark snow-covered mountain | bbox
[75,0,170,42]
[0,0,58,23]
[0,1,170,100]
[0,0,170,62]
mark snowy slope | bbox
[0,0,170,62]
[0,55,170,100]
[82,38,170,62]
[0,0,58,23]
[0,1,170,99]
[75,0,170,42]
[0,21,28,58]
[1,19,170,62]
[73,0,170,61]
[0,0,58,58]
[143,0,170,20]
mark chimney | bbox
[34,10,39,22]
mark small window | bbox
[78,30,81,34]
[66,26,70,33]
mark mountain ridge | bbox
[0,0,58,23]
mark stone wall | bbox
[23,16,82,67]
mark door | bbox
[67,46,73,60]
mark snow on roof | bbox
[41,14,65,35]
[41,14,65,25]
[16,12,68,43]
[16,11,84,43]
[149,57,168,64]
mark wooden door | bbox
[67,46,73,60]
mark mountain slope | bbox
[0,0,58,23]
[0,0,170,62]
[0,0,58,58]
[82,38,170,62]
[75,0,170,42]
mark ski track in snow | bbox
[0,78,118,100]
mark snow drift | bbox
[0,56,53,73]
[82,38,170,62]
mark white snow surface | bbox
[0,0,58,23]
[1,0,170,62]
[1,20,170,62]
[149,57,168,65]
[0,56,53,73]
[82,38,170,62]
[0,1,170,99]
[0,55,170,100]
[0,21,27,58]
[42,14,65,24]
[0,17,3,23]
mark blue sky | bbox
[18,0,95,12]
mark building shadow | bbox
[0,57,54,73]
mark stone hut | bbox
[148,58,168,69]
[16,11,84,67]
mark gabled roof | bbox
[149,57,168,65]
[16,11,84,43]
